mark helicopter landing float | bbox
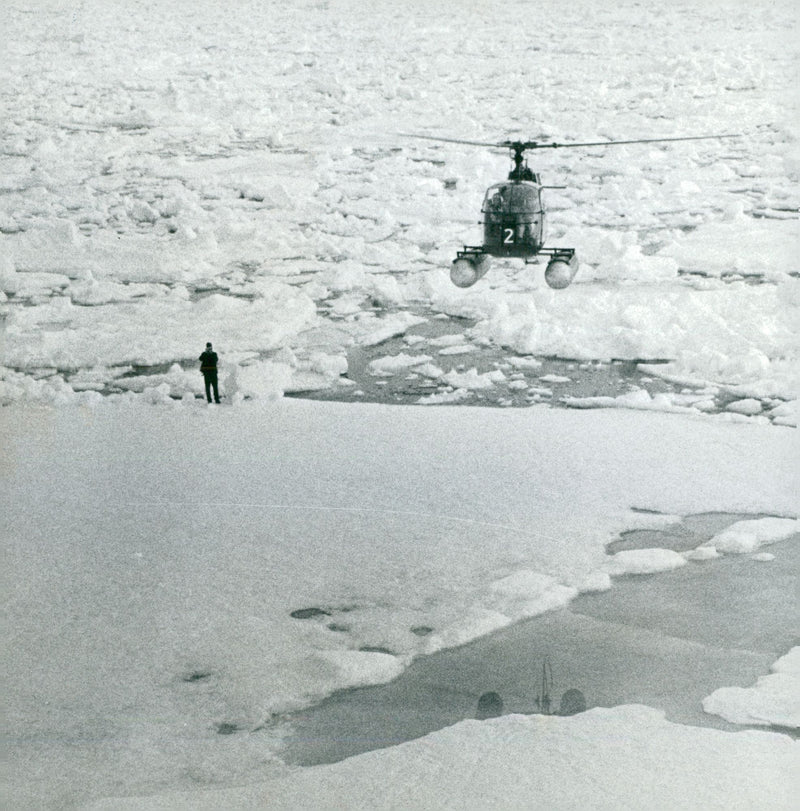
[407,133,740,290]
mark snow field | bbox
[703,647,800,729]
[3,399,798,806]
[83,707,798,811]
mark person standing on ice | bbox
[199,342,221,404]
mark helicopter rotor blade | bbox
[504,134,741,150]
[402,132,741,153]
[399,133,507,149]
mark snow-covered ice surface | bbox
[3,402,798,809]
[83,707,797,811]
[2,0,799,808]
[700,516,799,555]
[704,647,800,729]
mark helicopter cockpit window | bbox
[482,182,542,215]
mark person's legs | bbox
[211,374,220,404]
[204,374,212,403]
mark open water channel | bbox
[283,310,783,419]
[279,513,799,767]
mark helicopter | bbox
[406,133,740,289]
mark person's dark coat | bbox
[199,350,218,373]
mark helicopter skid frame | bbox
[454,246,575,265]
[455,246,489,262]
[523,247,575,266]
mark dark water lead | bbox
[279,514,799,767]
[287,313,679,409]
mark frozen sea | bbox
[2,1,798,808]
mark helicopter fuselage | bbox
[451,176,577,289]
[481,178,546,257]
